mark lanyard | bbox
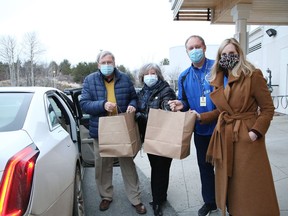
[193,61,209,96]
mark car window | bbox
[0,92,33,132]
[47,99,60,128]
[46,91,78,142]
[47,95,70,129]
[58,91,76,116]
[77,94,90,119]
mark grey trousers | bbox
[93,139,142,205]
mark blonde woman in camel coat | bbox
[195,38,280,216]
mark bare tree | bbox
[161,65,182,91]
[16,56,21,85]
[0,36,18,86]
[48,61,58,87]
[22,32,45,86]
[160,58,170,66]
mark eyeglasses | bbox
[99,61,114,65]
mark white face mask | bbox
[144,74,158,87]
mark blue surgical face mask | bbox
[100,65,114,76]
[144,74,158,87]
[188,48,204,64]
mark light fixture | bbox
[266,28,277,37]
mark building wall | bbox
[247,26,288,114]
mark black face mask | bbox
[219,53,239,70]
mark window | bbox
[47,99,60,128]
[0,92,33,132]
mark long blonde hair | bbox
[208,38,256,82]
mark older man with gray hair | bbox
[80,50,147,214]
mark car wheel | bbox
[73,165,85,216]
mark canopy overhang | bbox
[171,0,288,25]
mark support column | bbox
[231,4,252,55]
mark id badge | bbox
[200,96,206,106]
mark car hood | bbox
[0,130,34,174]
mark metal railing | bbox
[272,95,288,109]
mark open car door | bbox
[64,88,95,167]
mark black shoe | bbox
[153,204,163,216]
[198,203,217,216]
[150,198,167,206]
[99,199,112,211]
[113,158,120,167]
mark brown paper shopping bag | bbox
[98,112,141,157]
[143,108,196,159]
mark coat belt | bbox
[207,111,257,177]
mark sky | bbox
[0,0,236,70]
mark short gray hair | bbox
[138,63,164,85]
[185,35,206,49]
[96,50,115,63]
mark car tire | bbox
[73,165,85,216]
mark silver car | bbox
[64,88,96,167]
[0,87,85,216]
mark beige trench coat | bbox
[201,69,280,216]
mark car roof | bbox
[0,86,57,93]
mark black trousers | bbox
[194,133,216,205]
[148,153,172,205]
